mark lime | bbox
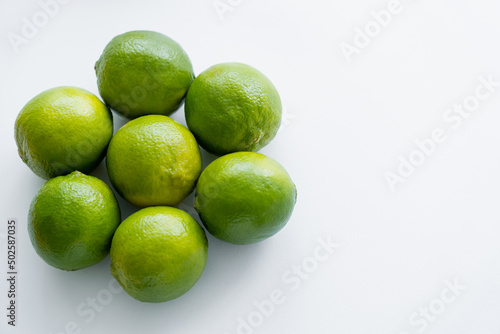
[28,171,121,271]
[14,86,113,179]
[185,62,282,156]
[195,152,296,244]
[110,206,208,303]
[106,115,202,207]
[95,30,194,118]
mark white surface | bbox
[1,0,500,333]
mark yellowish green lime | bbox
[195,152,297,244]
[95,30,194,118]
[15,86,113,179]
[185,62,282,156]
[106,115,202,207]
[110,206,208,303]
[28,171,121,271]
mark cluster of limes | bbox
[15,31,297,303]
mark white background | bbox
[1,0,500,333]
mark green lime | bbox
[28,171,121,271]
[185,62,282,156]
[194,152,296,245]
[14,86,113,180]
[106,115,202,207]
[110,206,208,303]
[95,30,195,119]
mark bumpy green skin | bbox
[14,87,113,179]
[28,171,121,271]
[110,207,208,303]
[95,30,195,118]
[185,62,282,156]
[195,152,297,245]
[106,115,202,207]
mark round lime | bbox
[106,115,202,207]
[15,86,113,179]
[195,152,296,244]
[185,62,282,156]
[110,206,208,303]
[95,30,194,118]
[28,171,121,271]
